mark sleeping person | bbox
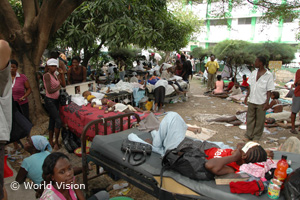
[105,101,148,114]
[136,112,271,176]
[82,91,108,108]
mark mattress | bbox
[90,129,300,200]
[59,103,149,138]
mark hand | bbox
[244,97,248,105]
[19,96,25,101]
[57,68,64,74]
[266,150,274,159]
[263,103,269,111]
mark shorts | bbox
[292,95,300,113]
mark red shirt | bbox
[227,81,234,91]
[12,73,29,105]
[205,147,240,171]
[295,69,300,97]
[241,79,249,87]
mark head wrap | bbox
[47,58,58,67]
[242,141,260,154]
[31,135,52,152]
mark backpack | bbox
[161,146,214,186]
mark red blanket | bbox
[60,103,149,139]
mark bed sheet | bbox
[91,129,300,200]
[147,80,188,96]
[60,103,149,138]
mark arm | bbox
[266,100,276,110]
[0,40,11,70]
[15,167,28,184]
[20,80,32,101]
[244,87,250,105]
[67,69,72,85]
[44,74,61,94]
[205,152,240,175]
[263,91,272,111]
[82,67,87,82]
[57,68,66,87]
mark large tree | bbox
[0,0,86,124]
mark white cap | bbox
[47,58,58,67]
[242,141,260,153]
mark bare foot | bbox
[54,143,60,151]
[144,138,153,145]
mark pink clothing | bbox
[43,72,60,99]
[214,80,224,94]
[239,159,277,178]
[12,72,28,105]
[40,184,77,200]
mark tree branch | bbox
[51,0,86,36]
[21,0,38,44]
[0,0,22,43]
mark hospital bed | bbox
[81,127,300,200]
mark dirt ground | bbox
[7,75,300,200]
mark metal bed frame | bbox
[81,113,141,194]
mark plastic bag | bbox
[283,167,300,200]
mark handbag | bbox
[62,127,80,153]
[121,139,152,166]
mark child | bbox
[106,101,148,114]
[266,91,283,113]
[225,77,235,91]
[228,82,242,96]
[212,75,225,94]
[37,152,109,200]
[82,91,108,108]
[240,74,249,92]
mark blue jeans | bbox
[44,97,61,131]
[119,71,125,81]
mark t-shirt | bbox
[205,61,219,74]
[294,69,300,97]
[130,77,138,83]
[0,63,12,141]
[12,72,29,105]
[227,81,234,91]
[154,79,168,89]
[247,69,275,105]
[40,184,77,200]
[21,151,50,184]
[230,87,242,96]
[205,147,240,171]
[241,79,249,87]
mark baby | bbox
[106,101,148,114]
[82,91,108,108]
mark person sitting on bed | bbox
[82,91,108,108]
[265,91,283,114]
[105,101,147,114]
[140,112,272,176]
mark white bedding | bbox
[147,80,188,96]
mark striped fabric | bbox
[43,72,60,99]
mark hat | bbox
[132,72,137,76]
[242,141,260,154]
[47,58,58,67]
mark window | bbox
[238,18,252,25]
[208,19,227,26]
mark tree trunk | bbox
[164,51,171,62]
[18,50,48,125]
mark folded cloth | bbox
[230,180,265,196]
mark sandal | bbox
[290,129,298,134]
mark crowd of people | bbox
[1,38,300,200]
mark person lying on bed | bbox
[105,101,147,114]
[82,91,108,108]
[140,112,272,176]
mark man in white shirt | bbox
[244,56,275,142]
[0,39,12,200]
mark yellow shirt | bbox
[205,61,219,74]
